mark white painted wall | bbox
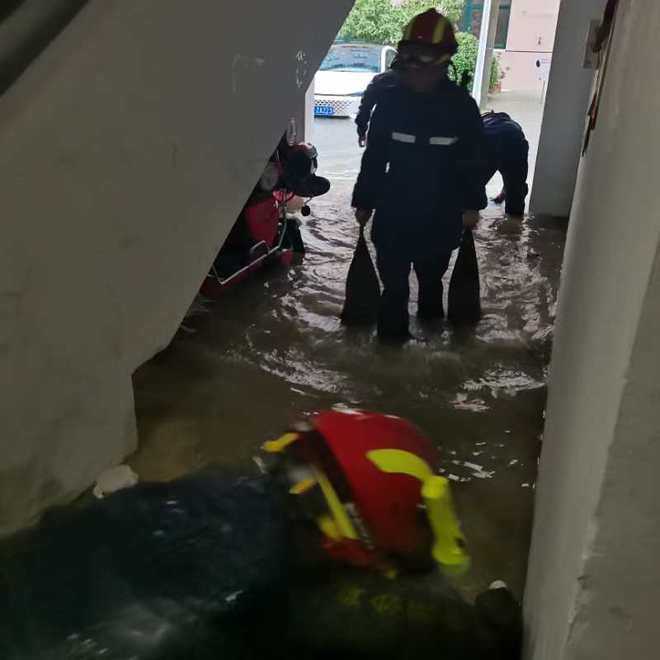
[525,3,660,659]
[0,0,352,533]
[529,0,606,217]
[496,50,551,94]
[505,0,560,52]
[495,0,560,93]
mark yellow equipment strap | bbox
[314,467,359,540]
[262,432,299,453]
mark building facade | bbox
[460,0,561,92]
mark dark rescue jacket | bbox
[482,111,526,145]
[355,70,400,139]
[481,111,528,165]
[352,78,487,254]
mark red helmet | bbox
[399,9,458,62]
[263,410,469,575]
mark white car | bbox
[314,43,397,118]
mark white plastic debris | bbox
[93,465,139,499]
[489,580,509,591]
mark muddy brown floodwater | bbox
[131,115,566,600]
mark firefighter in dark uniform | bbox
[352,9,487,342]
[482,110,529,218]
[356,84,530,221]
[355,63,400,148]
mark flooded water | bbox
[132,113,566,600]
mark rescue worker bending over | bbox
[352,9,487,342]
[482,110,529,218]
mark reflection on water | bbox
[132,117,566,599]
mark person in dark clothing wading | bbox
[355,62,400,148]
[352,9,487,342]
[482,110,529,218]
[356,80,530,222]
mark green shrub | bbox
[490,54,502,91]
[339,0,406,45]
[339,0,500,92]
[450,31,501,91]
[395,0,465,26]
[339,1,464,45]
[450,31,478,86]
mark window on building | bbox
[460,1,513,50]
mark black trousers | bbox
[485,139,529,216]
[376,246,452,340]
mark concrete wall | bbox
[529,0,606,217]
[0,0,352,533]
[525,3,660,659]
[0,0,88,95]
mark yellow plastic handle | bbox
[262,432,299,453]
[422,476,470,576]
[367,449,470,575]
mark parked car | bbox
[314,43,397,118]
